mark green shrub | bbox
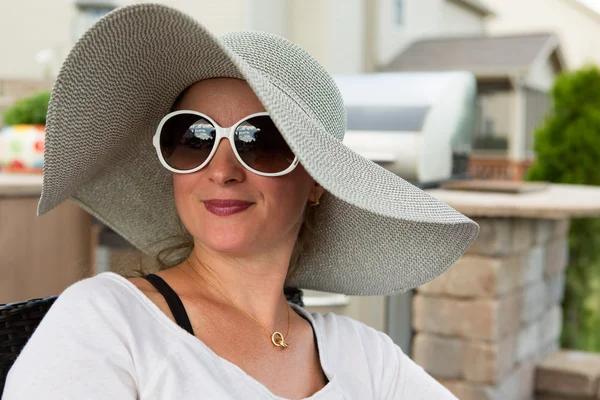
[526,65,600,351]
[3,91,51,126]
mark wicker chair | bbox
[0,296,58,394]
[0,288,303,395]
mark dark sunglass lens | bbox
[160,114,216,170]
[234,116,295,173]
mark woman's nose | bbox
[204,138,246,185]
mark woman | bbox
[3,4,478,399]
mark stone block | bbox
[522,282,548,324]
[536,350,600,397]
[419,255,521,298]
[518,307,563,364]
[419,248,546,298]
[464,334,517,384]
[418,255,503,297]
[518,321,542,364]
[413,334,519,384]
[534,219,556,245]
[413,293,523,340]
[499,359,537,400]
[468,218,513,256]
[412,334,466,379]
[440,359,536,400]
[418,242,546,298]
[539,307,562,349]
[522,246,545,286]
[512,219,536,253]
[546,272,566,308]
[544,238,569,278]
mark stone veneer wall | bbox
[412,217,570,400]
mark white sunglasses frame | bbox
[153,110,299,177]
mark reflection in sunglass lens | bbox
[234,116,295,173]
[160,114,216,170]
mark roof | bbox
[448,0,494,16]
[382,33,563,77]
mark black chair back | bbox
[0,296,58,394]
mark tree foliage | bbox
[526,66,600,350]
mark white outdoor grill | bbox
[333,72,477,186]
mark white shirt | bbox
[3,272,457,399]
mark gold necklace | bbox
[185,258,291,349]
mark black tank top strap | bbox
[143,273,195,336]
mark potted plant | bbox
[0,91,50,173]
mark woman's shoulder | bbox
[57,271,143,307]
[20,271,179,357]
[3,273,156,399]
[45,272,161,330]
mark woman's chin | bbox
[197,231,262,255]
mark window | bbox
[395,0,404,25]
[473,83,512,152]
[73,1,116,42]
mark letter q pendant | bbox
[271,332,290,349]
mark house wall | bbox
[376,0,486,67]
[0,0,367,80]
[376,0,438,68]
[324,0,366,73]
[287,0,366,74]
[0,1,76,79]
[0,0,248,80]
[439,0,486,36]
[482,0,600,69]
[246,0,288,37]
[118,0,248,34]
[527,58,560,92]
[287,1,329,69]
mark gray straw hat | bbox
[38,3,479,296]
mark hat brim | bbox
[39,3,479,295]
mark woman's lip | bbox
[204,199,254,207]
[203,199,254,216]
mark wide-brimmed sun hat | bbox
[38,3,479,296]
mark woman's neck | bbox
[178,242,293,329]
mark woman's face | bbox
[172,78,322,256]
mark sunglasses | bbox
[153,111,299,176]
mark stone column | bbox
[412,217,570,400]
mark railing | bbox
[468,158,533,181]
